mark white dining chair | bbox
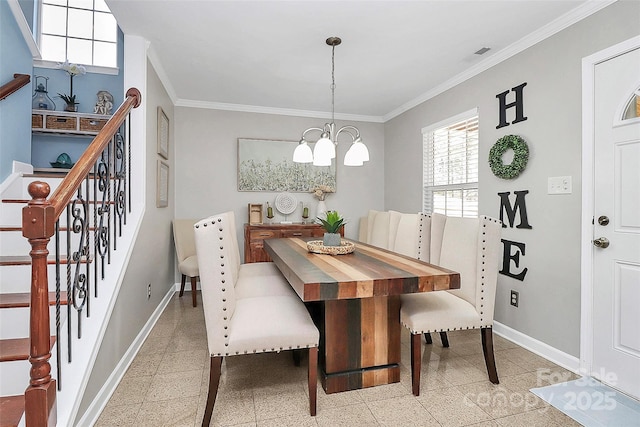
[401,213,502,396]
[173,219,200,307]
[194,212,319,426]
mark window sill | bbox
[33,59,119,76]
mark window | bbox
[39,0,117,68]
[422,109,479,217]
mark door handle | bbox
[593,237,610,248]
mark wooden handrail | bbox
[0,73,30,101]
[21,87,141,426]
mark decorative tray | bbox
[307,240,355,255]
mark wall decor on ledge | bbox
[157,106,169,159]
[157,160,169,208]
[238,138,336,192]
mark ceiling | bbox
[106,0,607,122]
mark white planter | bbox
[323,232,341,247]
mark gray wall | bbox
[173,107,385,256]
[0,0,32,181]
[77,59,175,418]
[384,1,640,357]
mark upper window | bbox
[39,0,117,68]
[621,90,640,121]
[422,109,479,218]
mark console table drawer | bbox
[249,230,279,240]
[244,223,343,263]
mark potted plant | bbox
[57,93,78,112]
[317,210,345,246]
[56,60,86,112]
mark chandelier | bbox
[293,37,370,167]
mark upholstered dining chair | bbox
[194,212,319,427]
[401,213,502,396]
[173,219,200,307]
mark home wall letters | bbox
[495,82,530,282]
[496,82,528,129]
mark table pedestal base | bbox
[313,295,401,394]
[321,364,401,394]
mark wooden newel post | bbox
[22,181,57,427]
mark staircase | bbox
[0,173,68,426]
[0,88,141,426]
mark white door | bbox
[592,46,640,399]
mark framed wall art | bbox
[157,160,169,208]
[157,107,169,159]
[237,138,337,192]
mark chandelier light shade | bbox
[293,37,370,167]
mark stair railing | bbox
[0,73,30,101]
[21,88,141,426]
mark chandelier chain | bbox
[331,44,336,124]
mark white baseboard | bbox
[493,321,581,374]
[75,287,177,426]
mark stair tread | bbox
[0,292,69,309]
[0,255,93,266]
[0,336,56,362]
[0,395,24,427]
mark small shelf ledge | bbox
[32,109,111,136]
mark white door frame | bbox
[580,35,640,376]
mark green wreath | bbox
[489,135,529,179]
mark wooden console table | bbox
[243,223,344,263]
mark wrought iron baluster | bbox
[107,142,112,264]
[66,206,72,363]
[114,131,125,244]
[55,220,61,391]
[70,191,88,339]
[96,152,110,279]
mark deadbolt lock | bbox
[597,215,609,226]
[593,237,610,248]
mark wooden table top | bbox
[263,238,460,302]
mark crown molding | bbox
[174,98,385,123]
[147,44,178,104]
[382,0,617,122]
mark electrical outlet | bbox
[147,283,151,299]
[510,290,519,307]
[548,176,572,194]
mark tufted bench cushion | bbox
[236,262,296,298]
[400,290,481,334]
[225,295,319,355]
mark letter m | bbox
[498,190,532,229]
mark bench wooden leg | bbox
[410,333,422,396]
[292,349,301,366]
[308,347,318,416]
[202,356,223,427]
[424,333,432,344]
[440,331,449,348]
[191,276,198,307]
[179,274,186,297]
[481,327,499,384]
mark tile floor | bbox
[96,293,583,426]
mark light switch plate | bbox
[548,176,572,194]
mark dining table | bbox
[263,237,460,394]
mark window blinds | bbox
[423,114,479,217]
